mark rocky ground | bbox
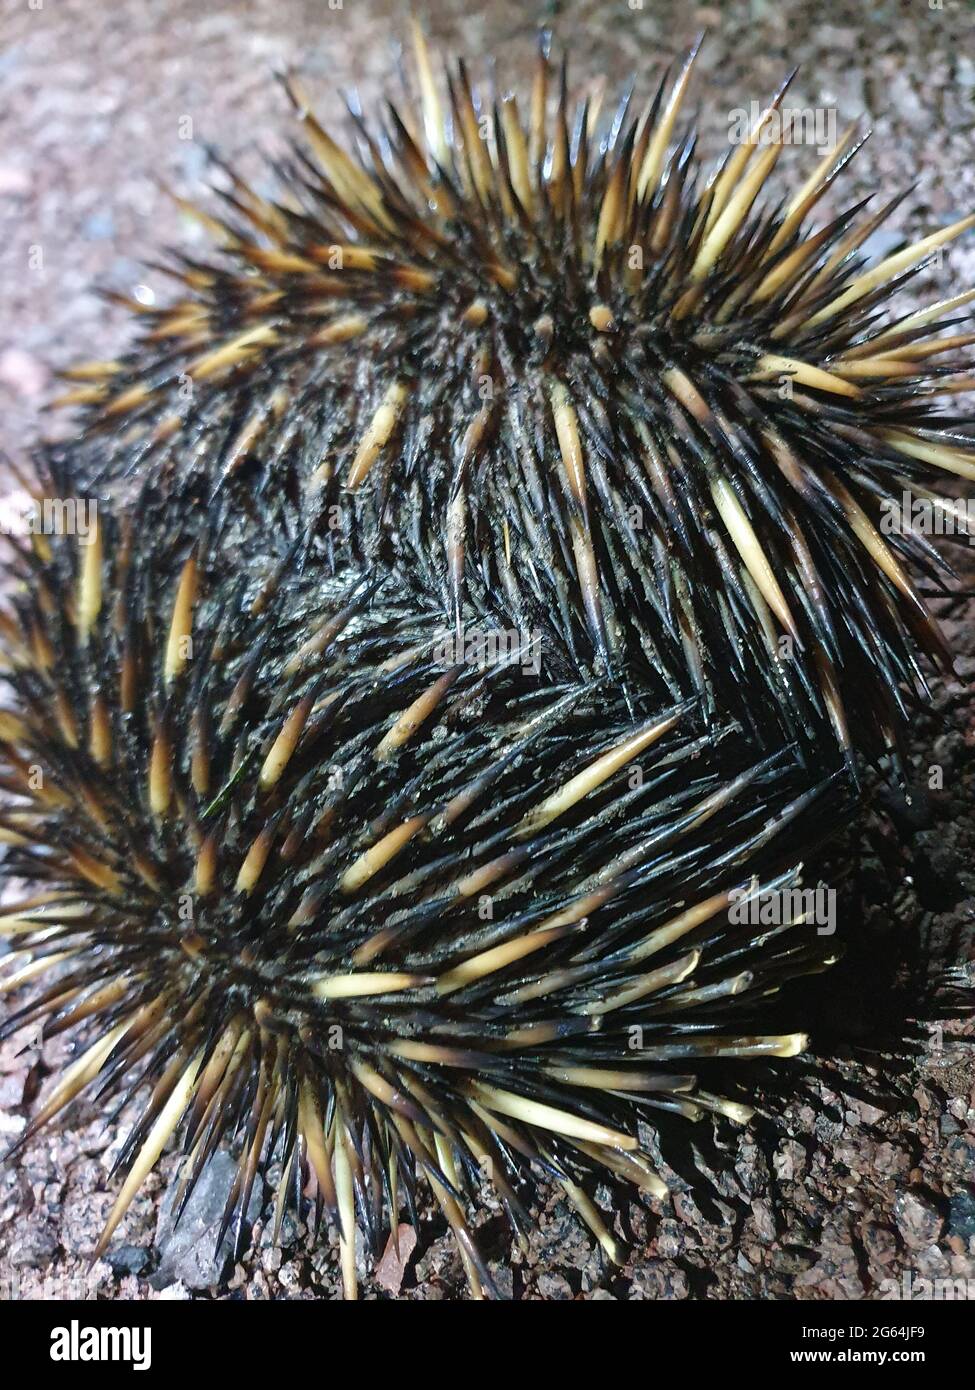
[0,0,973,1300]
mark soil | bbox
[0,0,973,1301]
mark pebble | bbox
[946,1188,975,1241]
[106,1244,149,1277]
[374,1224,417,1296]
[751,1199,776,1243]
[893,1189,945,1250]
[8,1224,58,1268]
[536,1272,573,1299]
[862,1221,898,1267]
[150,1150,263,1291]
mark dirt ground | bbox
[0,0,973,1300]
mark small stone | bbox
[893,1189,944,1251]
[8,1224,58,1268]
[374,1223,417,1296]
[59,1189,117,1257]
[150,1150,262,1291]
[276,1262,303,1293]
[946,1188,975,1241]
[873,1142,911,1177]
[751,1199,776,1243]
[655,1218,682,1258]
[536,1272,572,1299]
[862,1222,898,1267]
[490,1265,514,1299]
[627,1260,689,1300]
[106,1245,149,1277]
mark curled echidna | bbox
[0,518,853,1295]
[1,25,972,1299]
[53,25,975,764]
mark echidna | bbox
[0,517,852,1296]
[53,25,975,763]
[0,26,970,1299]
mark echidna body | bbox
[55,26,975,763]
[0,517,853,1295]
[2,27,972,1299]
